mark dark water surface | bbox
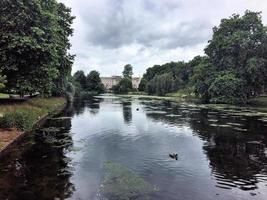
[0,94,267,200]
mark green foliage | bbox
[140,11,267,104]
[86,70,104,93]
[146,73,175,96]
[208,72,248,104]
[99,161,156,200]
[73,70,104,96]
[113,78,133,94]
[0,97,65,131]
[190,57,216,102]
[0,70,6,89]
[122,64,133,79]
[205,11,267,98]
[73,71,87,90]
[113,64,135,94]
[0,111,38,131]
[0,0,74,96]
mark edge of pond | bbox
[117,94,267,117]
[0,101,67,158]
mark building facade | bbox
[101,76,141,90]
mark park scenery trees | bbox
[0,0,74,97]
[73,70,104,96]
[139,11,267,104]
[113,64,134,94]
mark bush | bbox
[0,110,39,131]
[208,72,248,104]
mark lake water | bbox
[0,94,267,200]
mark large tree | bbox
[73,70,87,90]
[0,0,74,96]
[205,11,267,97]
[86,70,104,93]
[122,64,133,79]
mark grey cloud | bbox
[59,0,267,76]
[78,0,211,49]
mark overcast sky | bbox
[59,0,267,77]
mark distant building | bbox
[101,76,141,90]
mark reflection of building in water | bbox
[101,76,141,90]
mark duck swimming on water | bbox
[169,153,178,160]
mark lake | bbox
[0,94,267,200]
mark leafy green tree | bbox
[205,11,267,97]
[0,0,74,96]
[123,64,133,79]
[113,65,134,94]
[86,70,104,93]
[113,78,133,94]
[146,73,174,96]
[73,71,87,90]
[190,57,215,102]
[208,72,248,104]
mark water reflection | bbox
[0,106,75,200]
[144,100,267,193]
[1,95,267,200]
[122,101,132,124]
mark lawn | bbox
[0,97,66,131]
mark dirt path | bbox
[0,128,22,151]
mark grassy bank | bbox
[0,97,66,132]
[0,93,9,98]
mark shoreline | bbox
[0,98,67,157]
[118,93,267,117]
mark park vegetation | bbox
[73,70,104,97]
[0,97,66,131]
[113,64,134,94]
[139,11,267,104]
[0,0,75,97]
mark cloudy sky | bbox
[59,0,267,77]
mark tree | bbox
[190,57,215,102]
[113,65,134,94]
[122,64,133,79]
[73,71,87,90]
[146,73,174,96]
[113,78,133,94]
[208,72,248,104]
[86,70,104,93]
[0,0,74,96]
[205,11,267,97]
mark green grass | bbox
[0,97,66,131]
[0,93,9,98]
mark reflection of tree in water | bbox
[87,97,102,115]
[122,101,132,124]
[144,101,267,191]
[0,112,75,199]
[69,97,103,116]
[189,110,267,190]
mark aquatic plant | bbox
[99,161,157,200]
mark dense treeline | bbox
[73,70,104,96]
[139,11,267,104]
[0,0,74,97]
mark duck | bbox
[169,153,178,160]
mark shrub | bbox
[0,110,39,131]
